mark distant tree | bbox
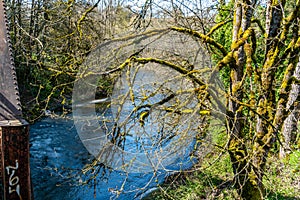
[6,0,133,120]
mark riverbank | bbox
[143,149,300,199]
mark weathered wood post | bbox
[0,0,33,199]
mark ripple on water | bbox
[30,117,179,200]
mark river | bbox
[29,116,195,200]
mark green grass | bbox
[146,150,300,199]
[264,150,300,200]
[145,152,238,200]
[145,129,300,200]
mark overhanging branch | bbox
[170,26,228,57]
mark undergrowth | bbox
[145,129,300,200]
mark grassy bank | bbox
[145,123,300,200]
[145,150,299,200]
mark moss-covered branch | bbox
[207,19,233,36]
[77,0,101,38]
[280,0,300,42]
[231,28,254,51]
[132,57,207,86]
[170,26,228,57]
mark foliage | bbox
[7,0,134,121]
[211,1,234,89]
[147,127,300,199]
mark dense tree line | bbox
[6,0,133,120]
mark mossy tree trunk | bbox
[227,0,265,199]
[222,0,300,199]
[280,59,300,158]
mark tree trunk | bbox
[280,59,300,158]
[227,0,263,199]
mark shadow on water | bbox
[30,117,190,200]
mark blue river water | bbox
[29,117,195,200]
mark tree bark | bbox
[228,0,263,199]
[280,59,300,158]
